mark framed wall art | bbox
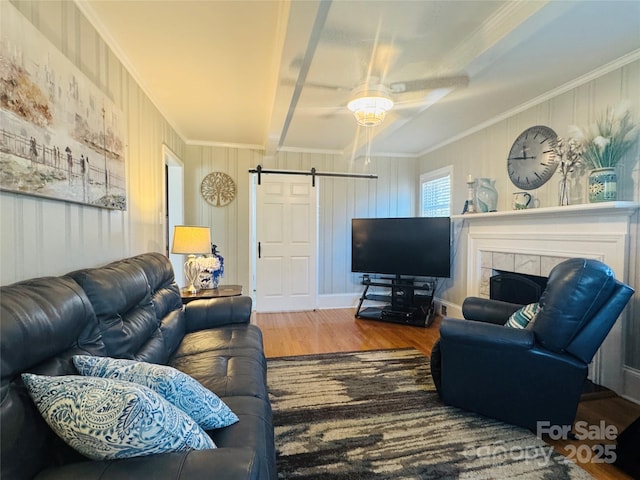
[0,3,127,210]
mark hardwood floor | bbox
[254,308,440,358]
[253,308,640,480]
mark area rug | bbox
[267,348,592,479]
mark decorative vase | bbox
[588,167,617,203]
[211,245,224,288]
[475,178,498,212]
[211,265,222,288]
[558,176,570,206]
[196,251,223,289]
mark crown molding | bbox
[374,152,419,159]
[186,140,264,151]
[278,146,343,155]
[277,146,416,159]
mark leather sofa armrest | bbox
[34,448,261,480]
[440,317,535,351]
[461,297,523,325]
[184,296,252,332]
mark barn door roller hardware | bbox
[249,165,378,187]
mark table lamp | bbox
[171,225,211,293]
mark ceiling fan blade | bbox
[392,87,457,115]
[388,74,469,93]
[281,77,352,92]
[305,81,352,92]
[296,106,350,118]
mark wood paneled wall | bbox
[1,1,185,285]
[418,59,640,370]
[184,146,418,295]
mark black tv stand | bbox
[355,275,437,327]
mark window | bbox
[420,166,452,217]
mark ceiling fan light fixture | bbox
[347,95,394,127]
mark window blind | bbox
[421,170,451,217]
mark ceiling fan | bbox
[346,74,469,126]
[289,70,469,127]
[284,16,470,134]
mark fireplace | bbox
[454,201,640,396]
[490,270,547,305]
[477,250,567,299]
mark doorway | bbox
[163,145,185,284]
[252,173,318,312]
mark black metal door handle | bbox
[258,241,261,258]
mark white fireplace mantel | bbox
[453,201,640,394]
[452,201,640,224]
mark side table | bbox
[180,284,243,304]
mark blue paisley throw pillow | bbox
[21,374,215,460]
[73,356,238,430]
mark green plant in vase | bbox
[569,103,638,202]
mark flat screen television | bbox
[351,217,451,278]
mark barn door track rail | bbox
[249,165,378,187]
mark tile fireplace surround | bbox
[452,201,640,396]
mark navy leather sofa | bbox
[1,252,275,480]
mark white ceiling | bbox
[79,0,640,159]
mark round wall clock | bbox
[200,172,236,207]
[507,125,558,190]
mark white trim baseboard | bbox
[316,293,361,310]
[622,367,640,405]
[434,297,462,320]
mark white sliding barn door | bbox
[255,174,317,312]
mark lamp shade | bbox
[171,226,211,254]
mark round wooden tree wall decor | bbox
[200,172,236,207]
